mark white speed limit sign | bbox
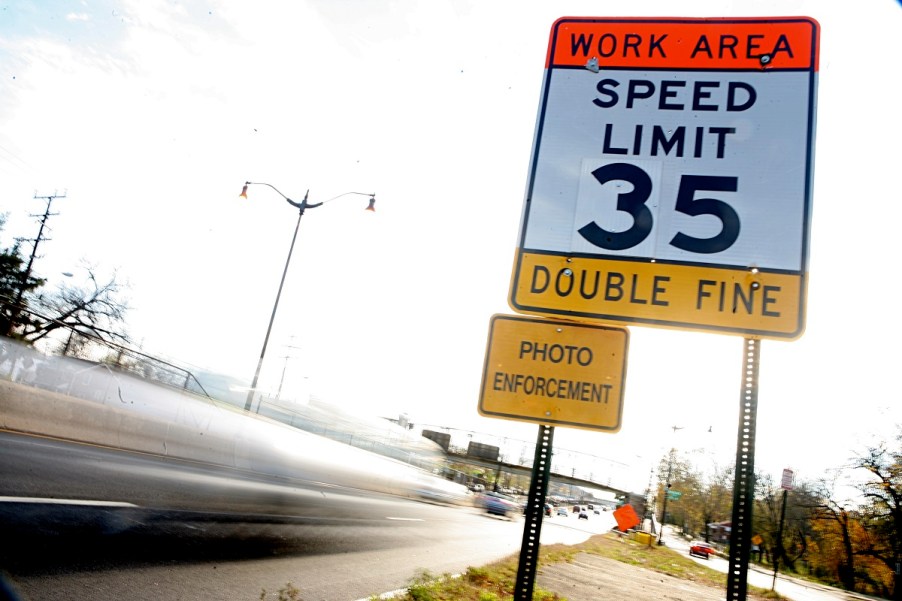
[509,17,819,339]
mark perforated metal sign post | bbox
[509,17,820,340]
[726,338,760,601]
[514,425,554,601]
[477,315,627,597]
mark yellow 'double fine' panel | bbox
[478,314,628,432]
[510,253,804,338]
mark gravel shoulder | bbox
[537,552,728,601]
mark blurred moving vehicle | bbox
[481,492,520,518]
[0,346,473,526]
[689,541,715,559]
[578,510,588,520]
[556,507,568,517]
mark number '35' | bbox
[577,162,740,255]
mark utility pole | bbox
[658,450,674,545]
[6,191,65,335]
[772,468,794,590]
[275,339,302,400]
[772,488,788,590]
[658,425,684,545]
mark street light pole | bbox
[240,182,375,412]
[658,425,684,545]
[658,449,674,545]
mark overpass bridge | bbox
[444,451,633,503]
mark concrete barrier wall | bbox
[0,353,471,508]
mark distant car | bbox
[578,511,589,520]
[482,492,520,518]
[557,507,569,516]
[689,541,715,559]
[544,503,554,516]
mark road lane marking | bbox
[0,496,138,507]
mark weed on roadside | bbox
[392,563,563,601]
[259,582,302,601]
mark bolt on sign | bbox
[478,314,628,432]
[509,17,819,339]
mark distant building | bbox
[708,521,731,543]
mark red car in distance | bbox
[689,541,716,559]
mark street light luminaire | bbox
[240,181,376,412]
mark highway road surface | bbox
[1,446,614,601]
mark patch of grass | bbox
[581,535,727,587]
[257,533,787,601]
[384,559,562,601]
[383,533,784,601]
[577,534,784,599]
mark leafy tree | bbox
[808,471,860,590]
[854,432,902,600]
[755,472,783,565]
[656,449,695,532]
[754,472,816,574]
[0,215,45,337]
[695,461,733,543]
[1,212,130,349]
[783,482,820,569]
[660,429,902,600]
[653,448,733,542]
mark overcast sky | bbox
[1,0,900,493]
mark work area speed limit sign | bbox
[509,17,820,339]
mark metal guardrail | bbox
[0,307,210,399]
[2,312,453,480]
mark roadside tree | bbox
[0,209,130,350]
[808,470,862,590]
[21,263,131,352]
[695,461,733,543]
[0,215,44,337]
[854,432,902,600]
[754,472,817,573]
[656,450,696,534]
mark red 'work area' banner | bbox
[547,18,819,71]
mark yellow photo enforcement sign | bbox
[479,314,628,432]
[509,17,819,339]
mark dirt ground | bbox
[537,552,729,601]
